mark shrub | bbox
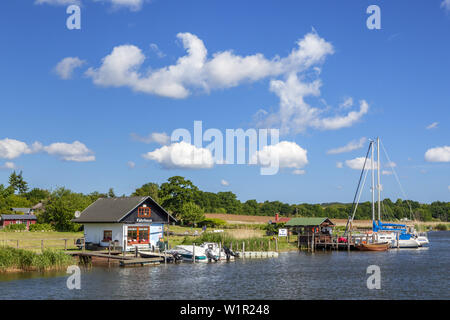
[29,223,55,232]
[0,247,74,272]
[435,224,448,231]
[3,223,27,232]
[198,218,227,228]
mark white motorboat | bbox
[415,232,430,247]
[166,242,237,262]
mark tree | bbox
[159,176,199,216]
[179,202,205,226]
[132,182,159,202]
[108,188,116,198]
[8,171,28,194]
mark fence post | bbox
[64,239,67,251]
[17,240,19,249]
[41,240,44,251]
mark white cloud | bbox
[43,141,95,162]
[327,137,367,155]
[339,97,353,109]
[251,141,308,169]
[127,161,136,169]
[425,146,450,162]
[336,161,343,168]
[0,162,16,170]
[0,138,35,159]
[382,170,393,175]
[345,157,378,170]
[221,179,229,186]
[426,122,438,130]
[143,141,214,169]
[130,132,170,145]
[86,32,335,99]
[149,43,166,58]
[292,169,306,175]
[0,138,94,162]
[442,0,450,11]
[54,57,85,80]
[36,0,144,11]
[259,73,369,134]
[385,161,396,168]
[35,0,80,5]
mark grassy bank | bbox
[0,231,83,252]
[0,247,75,272]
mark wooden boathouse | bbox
[285,217,354,251]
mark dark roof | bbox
[72,196,177,223]
[285,217,334,227]
[1,214,37,220]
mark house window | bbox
[138,206,151,218]
[103,230,112,242]
[127,226,149,244]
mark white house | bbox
[72,196,177,251]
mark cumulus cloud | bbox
[259,73,369,134]
[149,43,166,58]
[345,157,378,170]
[42,141,95,162]
[327,137,367,155]
[85,32,335,99]
[220,179,229,186]
[426,122,439,130]
[0,138,36,159]
[35,0,144,11]
[339,97,354,109]
[54,57,86,80]
[0,162,16,170]
[424,146,450,162]
[0,138,94,162]
[251,141,308,169]
[35,0,80,5]
[130,132,170,145]
[143,141,214,169]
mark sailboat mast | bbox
[377,137,381,221]
[371,140,375,222]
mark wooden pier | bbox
[67,250,164,267]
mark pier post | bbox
[275,237,278,252]
[396,232,399,249]
[193,243,196,263]
[242,241,245,259]
[123,240,126,257]
[219,242,221,261]
[312,232,315,253]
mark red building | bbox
[0,214,37,230]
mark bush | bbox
[29,223,55,232]
[435,224,448,231]
[264,222,285,236]
[198,218,227,228]
[3,223,27,232]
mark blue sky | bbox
[0,0,449,204]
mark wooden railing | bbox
[0,238,83,251]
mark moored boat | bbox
[355,242,390,251]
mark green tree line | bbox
[0,173,448,231]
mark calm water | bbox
[1,231,449,300]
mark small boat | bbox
[165,242,237,262]
[415,232,429,247]
[166,245,208,262]
[356,242,390,251]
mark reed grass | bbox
[0,247,74,272]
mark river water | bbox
[1,231,449,300]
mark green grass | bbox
[0,231,83,252]
[0,247,75,272]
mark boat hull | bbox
[356,242,390,251]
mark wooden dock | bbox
[67,250,164,267]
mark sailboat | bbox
[345,138,426,249]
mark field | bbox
[0,231,83,252]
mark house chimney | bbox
[275,213,279,222]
